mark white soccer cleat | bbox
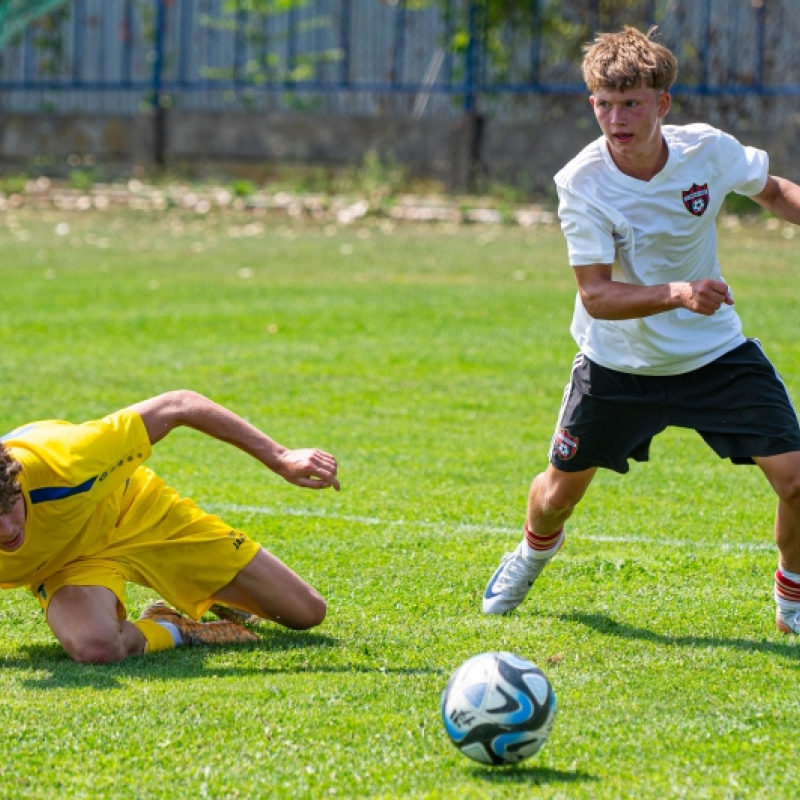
[482,539,552,615]
[776,607,800,634]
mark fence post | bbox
[464,0,484,191]
[152,0,167,167]
[755,0,766,90]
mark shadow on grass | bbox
[3,627,440,688]
[561,611,800,659]
[473,764,597,788]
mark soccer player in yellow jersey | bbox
[0,389,340,663]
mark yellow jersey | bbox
[0,409,151,589]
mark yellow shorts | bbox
[33,467,261,620]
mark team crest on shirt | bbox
[552,428,579,461]
[682,183,710,217]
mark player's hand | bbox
[274,448,340,491]
[677,279,734,316]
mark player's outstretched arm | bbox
[752,175,800,225]
[128,390,340,491]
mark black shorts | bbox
[549,340,800,474]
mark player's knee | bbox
[285,592,326,630]
[787,471,800,498]
[534,469,591,518]
[539,484,579,516]
[772,471,800,508]
[63,635,127,664]
[300,593,327,629]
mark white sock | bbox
[775,568,800,622]
[523,540,561,561]
[522,527,565,561]
[155,620,183,646]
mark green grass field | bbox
[0,207,798,799]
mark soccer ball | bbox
[440,651,556,765]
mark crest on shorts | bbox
[553,428,579,461]
[682,183,709,217]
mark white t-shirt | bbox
[554,123,768,375]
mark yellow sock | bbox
[134,619,177,653]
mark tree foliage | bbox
[0,0,69,49]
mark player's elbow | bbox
[578,288,606,319]
[164,389,207,418]
[149,389,211,433]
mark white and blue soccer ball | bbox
[440,651,557,766]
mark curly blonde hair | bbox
[0,443,22,514]
[582,26,678,93]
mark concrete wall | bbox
[2,104,800,194]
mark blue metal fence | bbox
[0,0,799,118]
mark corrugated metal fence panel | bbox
[1,0,799,118]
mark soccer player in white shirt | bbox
[482,26,800,634]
